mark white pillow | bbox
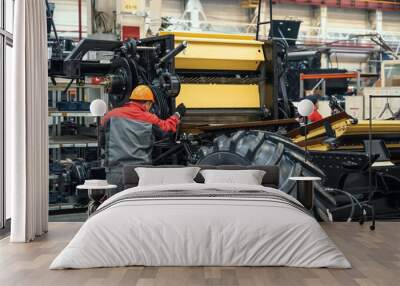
[135,167,201,186]
[200,169,266,185]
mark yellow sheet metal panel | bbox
[306,143,400,152]
[345,120,400,134]
[291,118,351,143]
[160,31,264,71]
[305,144,330,151]
[160,31,257,41]
[176,84,260,108]
[292,118,400,144]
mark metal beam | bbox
[255,0,262,40]
[269,0,273,39]
[272,0,400,12]
[256,0,273,40]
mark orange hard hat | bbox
[129,85,155,102]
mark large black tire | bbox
[196,130,394,223]
[196,130,306,196]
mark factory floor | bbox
[0,222,399,286]
[49,212,88,222]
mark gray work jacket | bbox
[104,117,154,174]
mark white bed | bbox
[50,183,351,269]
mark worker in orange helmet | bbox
[102,85,186,192]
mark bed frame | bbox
[122,165,280,189]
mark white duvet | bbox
[50,183,351,269]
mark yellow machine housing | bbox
[160,31,270,114]
[165,31,264,71]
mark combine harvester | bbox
[162,30,400,224]
[48,5,400,224]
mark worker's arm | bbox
[143,112,180,132]
[101,111,113,126]
[308,110,323,123]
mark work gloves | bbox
[175,103,187,119]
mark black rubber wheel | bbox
[370,225,375,231]
[197,130,281,166]
[196,130,302,195]
[108,57,137,108]
[197,151,251,166]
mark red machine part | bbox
[121,26,140,41]
[300,72,359,80]
[91,76,107,85]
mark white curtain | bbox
[7,0,49,242]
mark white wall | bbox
[273,4,313,26]
[57,0,400,70]
[327,8,369,30]
[202,0,248,24]
[382,11,400,33]
[92,0,400,42]
[161,0,249,22]
[51,0,88,39]
[161,0,183,18]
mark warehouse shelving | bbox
[48,82,107,212]
[49,135,98,147]
[49,135,98,161]
[49,111,95,117]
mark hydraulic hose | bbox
[326,188,365,222]
[150,86,170,119]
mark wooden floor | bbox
[0,222,399,286]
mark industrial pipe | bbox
[78,0,82,40]
[157,41,188,67]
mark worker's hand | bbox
[175,103,187,118]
